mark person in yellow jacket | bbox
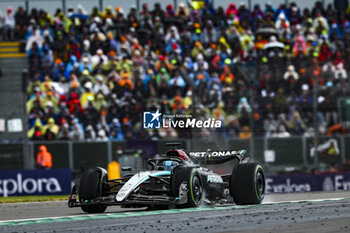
[41,118,59,139]
[28,118,43,139]
[80,82,95,107]
[26,94,44,114]
[190,0,205,10]
[183,90,192,109]
[55,12,72,33]
[217,37,231,53]
[101,6,115,22]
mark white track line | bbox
[1,200,66,205]
[0,197,347,224]
[0,212,116,223]
[262,197,346,204]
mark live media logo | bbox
[143,110,162,129]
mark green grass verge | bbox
[0,195,69,203]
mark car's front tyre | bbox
[172,167,203,208]
[79,169,108,213]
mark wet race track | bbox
[0,191,350,233]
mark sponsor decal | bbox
[0,174,62,197]
[116,171,171,202]
[207,175,223,183]
[265,178,311,193]
[334,175,350,190]
[189,150,238,158]
[143,110,222,129]
[0,169,71,197]
[266,172,350,193]
[322,177,334,191]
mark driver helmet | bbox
[163,160,179,171]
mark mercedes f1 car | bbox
[68,143,265,213]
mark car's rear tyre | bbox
[229,163,265,205]
[172,167,202,208]
[79,169,108,213]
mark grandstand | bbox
[0,0,350,172]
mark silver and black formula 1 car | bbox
[68,143,265,213]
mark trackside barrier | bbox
[0,136,349,172]
[0,168,71,197]
[266,172,350,193]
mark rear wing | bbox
[188,150,246,164]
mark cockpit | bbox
[147,149,193,171]
[162,160,180,171]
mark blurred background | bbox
[0,0,350,195]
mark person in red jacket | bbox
[36,145,52,169]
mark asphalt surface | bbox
[0,191,349,233]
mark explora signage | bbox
[265,172,350,193]
[0,169,71,197]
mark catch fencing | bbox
[0,136,349,174]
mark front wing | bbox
[68,186,182,208]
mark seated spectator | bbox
[0,11,3,40]
[93,75,110,96]
[28,119,44,140]
[283,65,299,80]
[26,29,43,53]
[3,7,15,41]
[84,125,96,141]
[169,71,186,95]
[274,125,291,138]
[14,6,28,39]
[80,82,95,107]
[41,118,59,140]
[219,66,235,83]
[91,49,108,66]
[95,92,108,111]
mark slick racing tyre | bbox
[172,167,202,208]
[229,163,265,205]
[79,169,108,213]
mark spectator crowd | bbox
[1,0,349,141]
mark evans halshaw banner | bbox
[0,169,71,197]
[266,172,350,193]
